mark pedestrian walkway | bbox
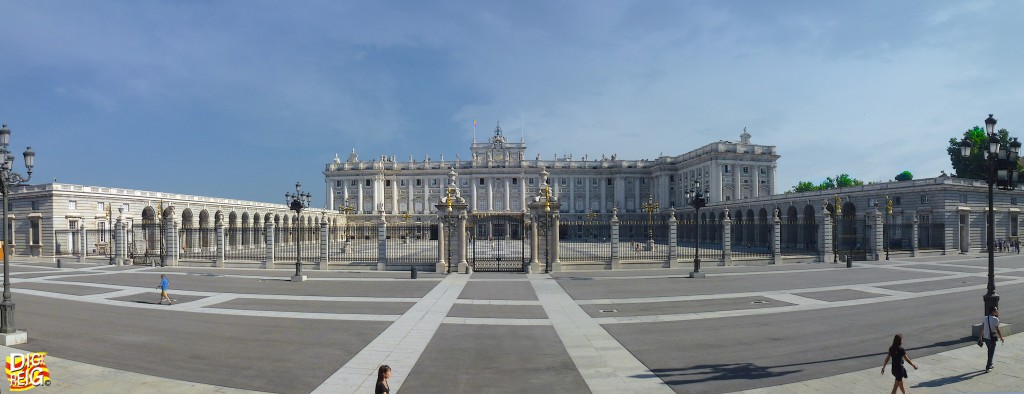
[730,336,1023,394]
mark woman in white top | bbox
[978,306,1005,371]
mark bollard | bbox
[846,255,853,268]
[410,265,418,279]
[57,259,61,268]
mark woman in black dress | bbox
[881,334,918,394]
[375,365,391,394]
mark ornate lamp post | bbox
[285,182,311,282]
[959,114,1022,314]
[641,195,659,251]
[337,197,355,253]
[0,123,34,342]
[684,180,708,278]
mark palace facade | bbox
[323,125,780,215]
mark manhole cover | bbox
[598,309,618,313]
[569,277,593,280]
[750,300,770,305]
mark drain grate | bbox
[598,309,618,313]
[750,300,770,305]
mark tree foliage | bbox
[947,126,1016,179]
[895,171,913,181]
[788,174,864,193]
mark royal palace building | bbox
[323,125,780,215]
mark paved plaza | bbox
[2,254,1023,393]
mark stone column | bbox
[771,208,781,264]
[114,210,125,266]
[436,220,447,273]
[610,208,620,269]
[77,228,86,263]
[550,213,561,272]
[165,218,179,267]
[487,178,493,211]
[215,223,225,268]
[872,208,883,261]
[377,215,387,271]
[504,178,511,211]
[821,203,833,263]
[529,214,540,272]
[320,217,329,270]
[264,221,275,269]
[911,211,920,257]
[722,208,732,266]
[457,212,470,273]
[668,208,680,269]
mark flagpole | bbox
[473,116,477,143]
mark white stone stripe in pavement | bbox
[763,293,827,305]
[453,299,541,305]
[528,274,673,394]
[311,273,469,394]
[441,317,550,325]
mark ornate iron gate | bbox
[130,221,165,266]
[471,214,526,272]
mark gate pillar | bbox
[457,212,470,274]
[871,207,883,261]
[114,208,126,266]
[78,229,86,263]
[668,208,680,269]
[320,216,329,270]
[771,208,781,264]
[911,211,919,257]
[377,213,387,271]
[722,208,732,266]
[610,208,621,269]
[435,168,468,274]
[527,168,561,273]
[529,215,540,273]
[264,221,275,269]
[215,223,225,268]
[165,215,179,267]
[821,202,833,263]
[436,220,447,273]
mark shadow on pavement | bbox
[913,370,988,388]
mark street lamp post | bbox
[0,123,35,342]
[338,197,355,253]
[285,181,311,282]
[884,195,892,261]
[959,114,1021,315]
[684,180,708,278]
[641,195,659,251]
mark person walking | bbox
[979,306,1005,371]
[156,274,173,305]
[375,365,391,394]
[881,333,918,394]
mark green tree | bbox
[788,174,863,193]
[947,126,1016,179]
[895,171,913,181]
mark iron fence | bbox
[385,222,438,265]
[730,220,772,259]
[559,220,611,262]
[470,214,527,272]
[619,220,669,262]
[834,217,869,261]
[780,221,818,255]
[918,223,945,250]
[885,223,914,251]
[274,226,321,263]
[53,230,81,256]
[179,228,217,261]
[85,229,114,257]
[225,227,266,261]
[329,222,378,264]
[130,222,165,266]
[677,221,725,261]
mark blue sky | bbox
[2,1,1022,206]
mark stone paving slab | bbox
[16,282,120,296]
[796,289,886,302]
[446,304,548,319]
[53,272,439,298]
[109,292,208,305]
[898,264,988,273]
[580,296,789,318]
[400,325,589,393]
[876,277,1013,293]
[557,268,944,300]
[10,293,389,393]
[213,298,415,315]
[457,281,538,301]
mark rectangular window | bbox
[641,178,647,185]
[760,167,766,175]
[591,178,597,185]
[1012,213,1019,237]
[480,178,485,185]
[121,203,130,212]
[743,166,749,174]
[724,165,731,174]
[1012,197,1018,205]
[921,195,930,204]
[366,179,371,187]
[893,197,901,205]
[30,219,41,245]
[31,201,39,210]
[68,200,78,210]
[960,194,968,203]
[336,180,342,187]
[98,221,107,242]
[69,219,79,230]
[399,180,406,187]
[416,179,422,186]
[351,180,358,187]
[385,180,391,187]
[559,178,567,186]
[575,178,582,186]
[530,178,536,186]
[607,178,613,186]
[461,179,468,186]
[512,178,518,185]
[431,179,438,186]
[669,175,674,182]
